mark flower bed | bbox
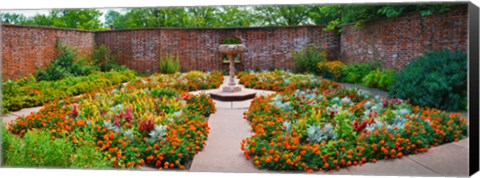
[2,70,136,113]
[241,83,468,172]
[133,71,224,92]
[237,70,338,92]
[3,72,220,169]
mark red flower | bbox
[182,94,190,100]
[125,107,133,123]
[139,119,155,135]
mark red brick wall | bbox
[1,24,95,80]
[95,26,339,72]
[340,6,468,70]
[1,6,468,79]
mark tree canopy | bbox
[0,3,464,31]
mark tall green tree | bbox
[253,5,313,26]
[1,9,104,30]
[0,13,29,24]
[217,7,257,27]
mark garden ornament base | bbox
[218,44,246,92]
[208,44,256,101]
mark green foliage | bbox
[2,4,463,30]
[254,5,313,26]
[340,62,375,83]
[159,53,180,74]
[4,129,74,167]
[186,93,216,117]
[388,49,467,111]
[36,40,96,81]
[0,13,28,24]
[362,69,396,90]
[1,127,14,165]
[316,60,345,80]
[2,70,135,113]
[93,44,124,72]
[70,133,111,169]
[292,44,326,74]
[1,9,104,30]
[222,37,241,44]
[150,87,180,98]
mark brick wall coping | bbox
[95,24,328,33]
[2,23,328,33]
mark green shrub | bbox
[70,133,111,169]
[3,70,136,113]
[389,49,467,111]
[93,44,124,72]
[362,68,396,90]
[159,53,180,74]
[36,40,96,81]
[340,62,375,83]
[150,87,180,98]
[1,127,14,165]
[293,44,326,74]
[4,129,74,167]
[316,60,345,80]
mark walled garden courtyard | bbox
[0,4,470,177]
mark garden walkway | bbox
[189,77,470,176]
[0,77,470,176]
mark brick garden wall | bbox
[0,6,468,79]
[1,24,95,80]
[340,6,468,70]
[94,26,339,72]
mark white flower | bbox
[283,121,292,133]
[174,110,183,118]
[364,101,373,109]
[123,129,135,140]
[341,97,352,105]
[365,123,376,133]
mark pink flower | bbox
[71,105,78,118]
[125,107,133,123]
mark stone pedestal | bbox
[218,44,246,93]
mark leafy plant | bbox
[150,88,179,98]
[388,49,467,111]
[292,44,327,74]
[93,44,124,72]
[340,62,375,83]
[186,93,216,117]
[1,127,14,165]
[362,69,396,90]
[159,53,180,74]
[70,133,111,169]
[4,129,74,167]
[3,70,135,113]
[317,60,345,80]
[36,40,96,81]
